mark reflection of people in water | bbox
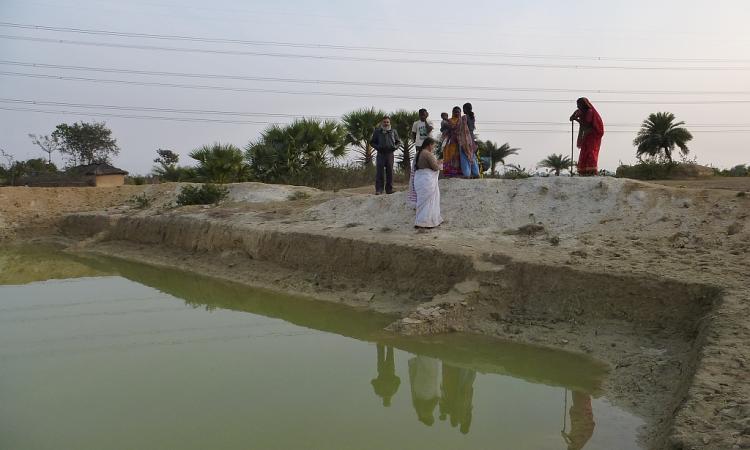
[371,344,401,407]
[408,355,441,426]
[439,364,476,434]
[562,391,596,450]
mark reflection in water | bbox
[399,351,478,433]
[562,391,596,450]
[383,347,593,448]
[371,344,400,407]
[439,363,476,435]
[408,355,441,426]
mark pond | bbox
[0,246,643,450]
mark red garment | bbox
[576,100,604,176]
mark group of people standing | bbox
[369,103,480,230]
[369,103,480,195]
[369,98,605,230]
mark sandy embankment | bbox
[2,178,749,449]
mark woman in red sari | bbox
[570,98,604,176]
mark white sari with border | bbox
[414,168,442,228]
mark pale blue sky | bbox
[1,0,749,174]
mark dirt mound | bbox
[140,182,320,208]
[306,177,748,243]
[307,177,617,233]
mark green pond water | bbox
[0,247,643,450]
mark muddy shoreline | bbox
[3,178,749,449]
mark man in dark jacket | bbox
[370,116,402,195]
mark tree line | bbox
[2,109,746,186]
[151,107,524,186]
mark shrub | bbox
[287,191,311,201]
[269,163,402,191]
[714,164,749,177]
[129,193,151,209]
[501,164,532,179]
[126,175,147,185]
[176,184,229,206]
[616,161,714,180]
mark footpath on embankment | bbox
[1,177,749,450]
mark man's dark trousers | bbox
[375,151,394,194]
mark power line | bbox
[0,105,282,125]
[0,98,337,119]
[3,60,750,96]
[3,98,750,128]
[4,104,750,134]
[3,34,750,71]
[2,21,749,64]
[5,71,750,105]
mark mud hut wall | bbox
[94,174,125,187]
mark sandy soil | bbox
[0,182,318,240]
[2,177,749,449]
[650,177,750,192]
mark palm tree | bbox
[633,112,693,163]
[483,141,520,175]
[389,109,419,175]
[538,153,572,176]
[282,118,347,171]
[246,119,346,183]
[341,107,386,166]
[189,142,247,183]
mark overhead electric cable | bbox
[2,98,750,128]
[4,72,750,105]
[2,34,750,71]
[3,60,750,95]
[4,104,750,133]
[2,21,749,64]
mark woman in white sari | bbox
[413,137,443,229]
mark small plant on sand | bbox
[176,184,229,206]
[287,191,311,201]
[129,193,151,209]
[501,164,532,179]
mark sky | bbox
[1,0,749,174]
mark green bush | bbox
[501,165,532,179]
[126,175,147,185]
[273,164,404,191]
[616,161,674,180]
[287,191,311,201]
[616,161,714,180]
[129,193,151,209]
[176,184,229,206]
[714,164,749,177]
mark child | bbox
[439,112,450,135]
